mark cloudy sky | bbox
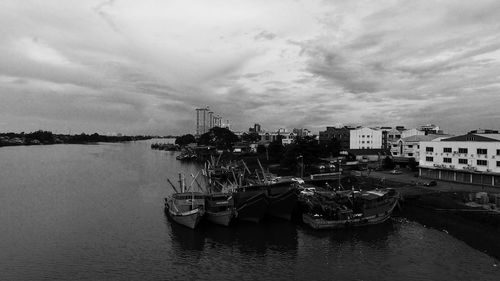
[1,0,500,135]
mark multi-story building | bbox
[349,127,382,149]
[379,126,393,149]
[418,133,500,186]
[257,129,296,145]
[319,126,382,149]
[386,128,403,144]
[195,106,223,136]
[391,134,449,162]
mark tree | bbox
[281,136,323,174]
[408,157,418,171]
[197,127,238,149]
[382,156,395,170]
[267,139,284,162]
[175,134,196,146]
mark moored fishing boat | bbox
[265,180,298,220]
[302,188,399,230]
[205,192,236,226]
[267,187,298,220]
[165,192,206,229]
[233,186,269,223]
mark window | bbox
[477,160,488,166]
[426,147,434,152]
[443,158,452,163]
[408,153,413,156]
[477,148,487,155]
[392,152,397,155]
[408,145,413,148]
[426,156,433,162]
[497,149,500,156]
[497,161,500,167]
[443,147,452,153]
[458,159,468,164]
[458,148,468,154]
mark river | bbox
[0,140,498,280]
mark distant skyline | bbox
[1,0,500,135]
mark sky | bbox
[1,0,500,135]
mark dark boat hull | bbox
[302,197,398,230]
[206,209,235,226]
[235,193,269,223]
[267,188,298,220]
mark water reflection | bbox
[167,214,298,256]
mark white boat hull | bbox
[167,207,204,229]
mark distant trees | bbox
[25,130,54,144]
[197,127,239,149]
[175,134,196,146]
[280,136,322,173]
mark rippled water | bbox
[0,141,498,280]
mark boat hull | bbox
[235,193,269,223]
[166,207,204,229]
[303,198,398,230]
[206,209,235,226]
[267,188,298,220]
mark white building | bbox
[349,127,382,149]
[392,134,449,162]
[258,129,296,145]
[418,133,500,186]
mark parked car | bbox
[390,169,402,174]
[424,181,437,187]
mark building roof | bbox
[401,134,451,142]
[442,134,500,142]
[475,134,500,141]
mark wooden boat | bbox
[265,181,298,220]
[233,186,269,223]
[205,192,236,226]
[165,192,205,229]
[302,188,399,230]
[267,187,298,220]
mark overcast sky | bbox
[1,0,500,135]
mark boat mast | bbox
[178,173,183,193]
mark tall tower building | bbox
[196,106,210,136]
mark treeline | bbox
[0,130,152,146]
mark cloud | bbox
[254,30,277,41]
[1,0,500,135]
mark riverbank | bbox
[0,131,153,147]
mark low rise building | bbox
[391,134,450,162]
[418,133,500,186]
